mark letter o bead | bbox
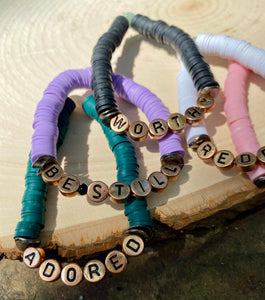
[84,260,106,283]
[23,247,45,268]
[87,181,109,203]
[39,259,61,282]
[105,250,127,274]
[148,171,168,192]
[41,163,64,185]
[122,235,144,257]
[61,263,83,286]
[130,178,152,198]
[167,113,186,133]
[128,121,149,141]
[235,152,257,172]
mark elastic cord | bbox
[31,68,184,164]
[130,14,219,96]
[224,61,265,182]
[14,98,75,241]
[83,95,152,227]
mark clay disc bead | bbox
[39,259,61,282]
[105,250,127,274]
[61,263,83,286]
[41,162,64,185]
[122,235,144,257]
[84,260,106,283]
[110,114,129,134]
[23,247,45,268]
[87,181,109,203]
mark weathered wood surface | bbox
[1,0,265,259]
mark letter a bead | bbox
[122,235,144,257]
[23,247,45,268]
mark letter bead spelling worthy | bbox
[108,181,131,204]
[185,106,204,126]
[167,113,186,133]
[148,171,168,192]
[148,119,168,139]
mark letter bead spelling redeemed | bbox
[84,259,106,283]
[122,235,144,257]
[23,247,45,268]
[41,162,64,185]
[128,120,149,141]
[110,114,129,134]
[58,175,80,197]
[213,150,234,170]
[105,250,127,274]
[87,181,109,203]
[61,263,83,286]
[235,152,257,172]
[257,146,265,165]
[39,259,61,282]
[148,119,168,139]
[197,141,217,161]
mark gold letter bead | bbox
[23,247,45,268]
[108,182,131,204]
[87,181,109,203]
[197,141,217,161]
[110,114,129,134]
[122,235,144,257]
[148,171,168,192]
[39,259,61,282]
[257,146,265,165]
[58,175,80,197]
[128,120,149,141]
[213,150,234,170]
[160,162,181,181]
[41,162,64,185]
[105,250,127,274]
[61,263,83,286]
[185,106,204,126]
[235,152,257,172]
[196,95,215,112]
[84,260,106,283]
[148,119,168,139]
[130,178,152,198]
[167,113,186,133]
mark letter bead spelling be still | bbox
[58,175,80,197]
[87,181,109,203]
[128,120,149,141]
[167,113,186,133]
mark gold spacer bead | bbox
[84,259,106,283]
[23,247,45,268]
[110,114,129,134]
[128,120,149,141]
[61,263,83,286]
[196,95,215,112]
[87,181,109,203]
[130,178,152,198]
[148,119,168,139]
[213,150,234,170]
[185,106,204,126]
[122,235,144,257]
[105,250,127,274]
[167,113,186,133]
[257,146,265,165]
[160,162,181,181]
[39,259,61,282]
[235,152,257,172]
[197,141,217,161]
[108,181,131,204]
[58,175,80,197]
[148,171,168,192]
[41,162,64,186]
